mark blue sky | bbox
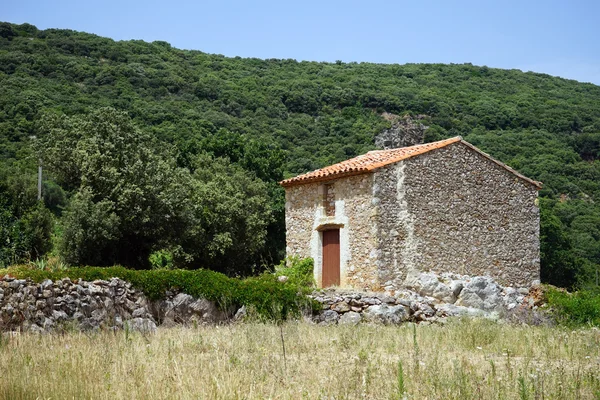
[4,0,600,84]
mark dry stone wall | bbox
[0,275,232,333]
[0,272,550,332]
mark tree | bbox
[38,107,189,267]
[39,108,274,273]
[177,154,273,275]
[539,199,581,288]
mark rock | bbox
[8,279,26,289]
[363,304,409,325]
[277,275,288,283]
[40,279,53,290]
[88,284,103,296]
[362,297,381,305]
[339,311,361,325]
[435,304,488,318]
[43,317,55,329]
[72,312,85,321]
[163,293,227,325]
[414,302,435,317]
[128,318,157,333]
[319,310,339,325]
[52,310,69,322]
[455,290,484,309]
[234,306,247,321]
[28,323,45,334]
[455,277,504,312]
[91,308,107,322]
[132,308,146,318]
[404,270,463,303]
[331,302,350,313]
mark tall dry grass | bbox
[1,319,599,399]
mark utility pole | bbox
[38,158,42,201]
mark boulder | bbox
[363,304,409,325]
[128,318,157,333]
[455,276,504,312]
[331,301,350,313]
[435,303,489,318]
[404,270,463,304]
[339,311,361,325]
[318,310,340,325]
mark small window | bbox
[323,184,335,216]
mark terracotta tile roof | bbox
[280,136,542,189]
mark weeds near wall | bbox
[546,286,600,327]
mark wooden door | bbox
[322,229,340,287]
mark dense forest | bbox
[1,22,599,288]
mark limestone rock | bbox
[128,318,157,333]
[331,301,350,313]
[339,311,361,325]
[363,304,409,325]
[456,276,504,312]
[319,310,339,325]
[234,306,247,321]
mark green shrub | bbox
[149,249,174,269]
[4,263,318,320]
[275,256,315,287]
[546,286,600,327]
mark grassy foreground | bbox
[1,320,599,399]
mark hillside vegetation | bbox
[1,22,599,287]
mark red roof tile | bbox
[280,137,542,189]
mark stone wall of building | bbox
[284,174,379,289]
[375,142,540,289]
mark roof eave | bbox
[280,169,373,187]
[458,140,543,190]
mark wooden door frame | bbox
[313,223,347,288]
[321,229,340,287]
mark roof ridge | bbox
[280,136,541,189]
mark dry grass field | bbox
[1,319,599,399]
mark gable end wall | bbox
[375,142,540,288]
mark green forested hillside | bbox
[1,22,599,287]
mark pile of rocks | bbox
[310,271,542,325]
[0,276,230,333]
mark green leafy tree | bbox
[539,199,581,288]
[177,154,273,275]
[38,107,190,267]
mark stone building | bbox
[280,137,542,291]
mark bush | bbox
[275,256,315,287]
[546,286,600,327]
[4,262,318,320]
[149,249,174,269]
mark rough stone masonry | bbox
[0,275,231,333]
[282,138,541,291]
[0,271,549,333]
